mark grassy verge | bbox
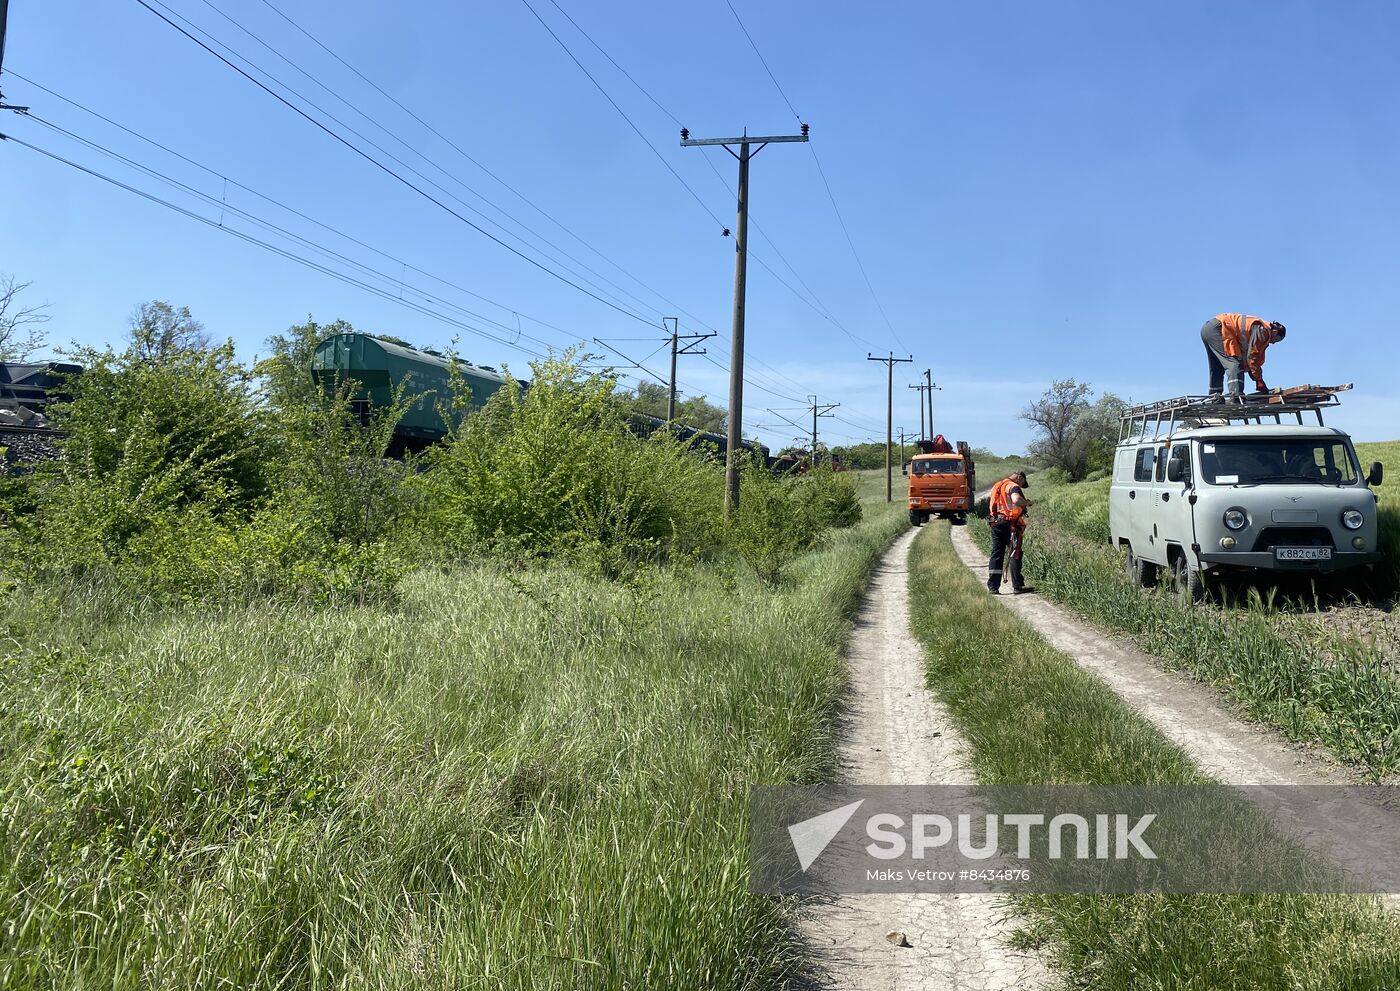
[907,522,1400,989]
[968,483,1400,776]
[0,503,906,989]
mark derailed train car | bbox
[313,332,783,467]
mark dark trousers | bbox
[1201,319,1243,396]
[988,521,1024,591]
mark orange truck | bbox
[906,435,976,526]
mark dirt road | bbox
[948,523,1400,898]
[803,526,1047,990]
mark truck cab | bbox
[1108,390,1384,600]
[907,437,976,526]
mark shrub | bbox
[413,352,724,572]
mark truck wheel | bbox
[909,510,923,527]
[952,513,967,527]
[1171,555,1208,604]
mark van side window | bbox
[1172,444,1191,484]
[1134,447,1155,482]
[1155,446,1169,482]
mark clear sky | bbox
[3,0,1398,453]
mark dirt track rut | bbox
[803,526,1048,990]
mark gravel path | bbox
[801,526,1049,990]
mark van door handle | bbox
[1129,490,1136,499]
[1162,493,1170,502]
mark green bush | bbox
[3,317,407,604]
[413,352,723,573]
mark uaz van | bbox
[1108,393,1383,600]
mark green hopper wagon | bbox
[310,333,514,451]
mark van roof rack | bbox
[1119,384,1351,444]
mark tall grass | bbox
[0,503,906,989]
[906,522,1400,989]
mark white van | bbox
[1108,392,1383,600]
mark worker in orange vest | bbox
[987,471,1032,595]
[1200,313,1287,398]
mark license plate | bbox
[1275,547,1332,561]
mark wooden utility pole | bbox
[924,368,940,434]
[681,125,809,512]
[0,0,20,114]
[909,382,927,439]
[662,317,714,422]
[869,353,913,502]
[807,394,839,466]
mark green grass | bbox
[0,502,907,989]
[906,521,1400,989]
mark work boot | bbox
[1013,586,1036,595]
[986,584,999,594]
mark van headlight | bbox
[1341,508,1364,530]
[1223,507,1248,531]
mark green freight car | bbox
[310,333,513,451]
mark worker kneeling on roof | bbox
[1200,313,1286,398]
[987,471,1032,595]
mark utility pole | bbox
[908,382,928,439]
[807,395,839,466]
[924,368,940,434]
[0,0,21,114]
[869,353,913,502]
[681,125,809,513]
[662,317,715,422]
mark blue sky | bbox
[3,0,1398,453]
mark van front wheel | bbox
[1171,555,1208,604]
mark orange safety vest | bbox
[1214,313,1273,377]
[988,478,1024,524]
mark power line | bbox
[516,0,729,234]
[187,0,683,328]
[5,68,817,430]
[720,0,912,355]
[134,0,660,329]
[539,0,879,350]
[0,130,559,360]
[721,0,801,120]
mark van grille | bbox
[1251,526,1335,552]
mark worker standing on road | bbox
[1200,313,1287,398]
[987,471,1032,595]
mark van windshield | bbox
[912,459,963,475]
[1198,439,1358,486]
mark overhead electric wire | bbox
[537,0,881,351]
[721,0,913,355]
[0,131,559,360]
[133,0,661,330]
[164,0,820,411]
[252,0,763,362]
[4,71,596,345]
[187,0,689,329]
[17,112,569,354]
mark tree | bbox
[0,275,51,360]
[1021,379,1126,480]
[128,300,213,360]
[622,382,726,433]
